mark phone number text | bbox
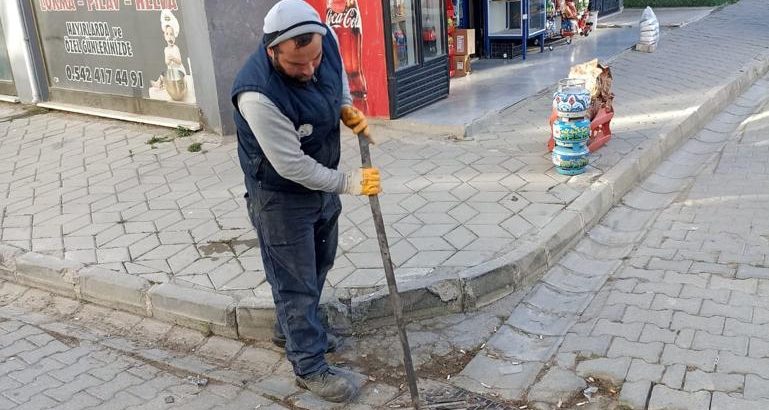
[64,65,145,88]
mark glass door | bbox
[0,20,14,97]
[388,0,447,70]
[529,0,547,32]
[390,0,418,70]
[420,0,445,60]
[386,0,450,118]
[0,20,12,83]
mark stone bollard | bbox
[636,6,659,53]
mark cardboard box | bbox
[453,55,472,77]
[454,29,476,56]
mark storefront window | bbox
[0,20,13,82]
[420,0,444,60]
[32,1,197,105]
[489,0,545,35]
[488,0,524,35]
[529,0,547,32]
[507,0,523,32]
[390,0,418,70]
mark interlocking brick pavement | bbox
[0,271,536,409]
[451,38,769,408]
[2,1,769,333]
[0,281,373,409]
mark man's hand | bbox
[346,167,381,196]
[341,105,373,143]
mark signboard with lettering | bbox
[33,0,197,105]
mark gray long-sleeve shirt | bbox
[237,33,354,194]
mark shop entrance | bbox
[471,0,484,57]
[451,0,484,57]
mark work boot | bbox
[296,367,358,403]
[272,324,339,352]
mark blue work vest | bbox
[231,34,343,194]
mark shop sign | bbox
[33,0,197,104]
[307,0,388,117]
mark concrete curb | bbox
[0,242,241,339]
[1,55,767,341]
[78,266,149,316]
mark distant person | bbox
[562,0,580,34]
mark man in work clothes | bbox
[231,0,380,403]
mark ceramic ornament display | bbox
[551,78,591,175]
[552,143,589,175]
[553,117,590,147]
[553,78,591,118]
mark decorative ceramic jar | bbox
[552,143,589,175]
[553,117,590,147]
[552,78,591,118]
[551,77,591,175]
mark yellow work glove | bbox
[346,167,381,196]
[340,105,373,143]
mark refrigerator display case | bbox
[452,0,470,28]
[484,0,547,59]
[390,0,419,69]
[306,0,449,119]
[387,0,450,117]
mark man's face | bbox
[269,34,323,83]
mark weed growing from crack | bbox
[187,142,202,153]
[146,135,171,145]
[175,126,194,138]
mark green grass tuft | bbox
[146,135,171,145]
[187,142,202,153]
[175,126,194,138]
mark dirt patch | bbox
[198,238,260,256]
[46,329,81,348]
[559,377,621,409]
[230,238,259,249]
[329,347,481,395]
[331,348,480,386]
[198,242,232,256]
[416,348,480,380]
[330,351,403,386]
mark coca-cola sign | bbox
[327,8,360,29]
[309,0,388,116]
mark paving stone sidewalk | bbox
[596,7,714,28]
[450,57,769,409]
[1,0,769,332]
[0,270,532,409]
[0,279,369,409]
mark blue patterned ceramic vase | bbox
[552,143,589,175]
[553,78,591,118]
[553,117,590,147]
